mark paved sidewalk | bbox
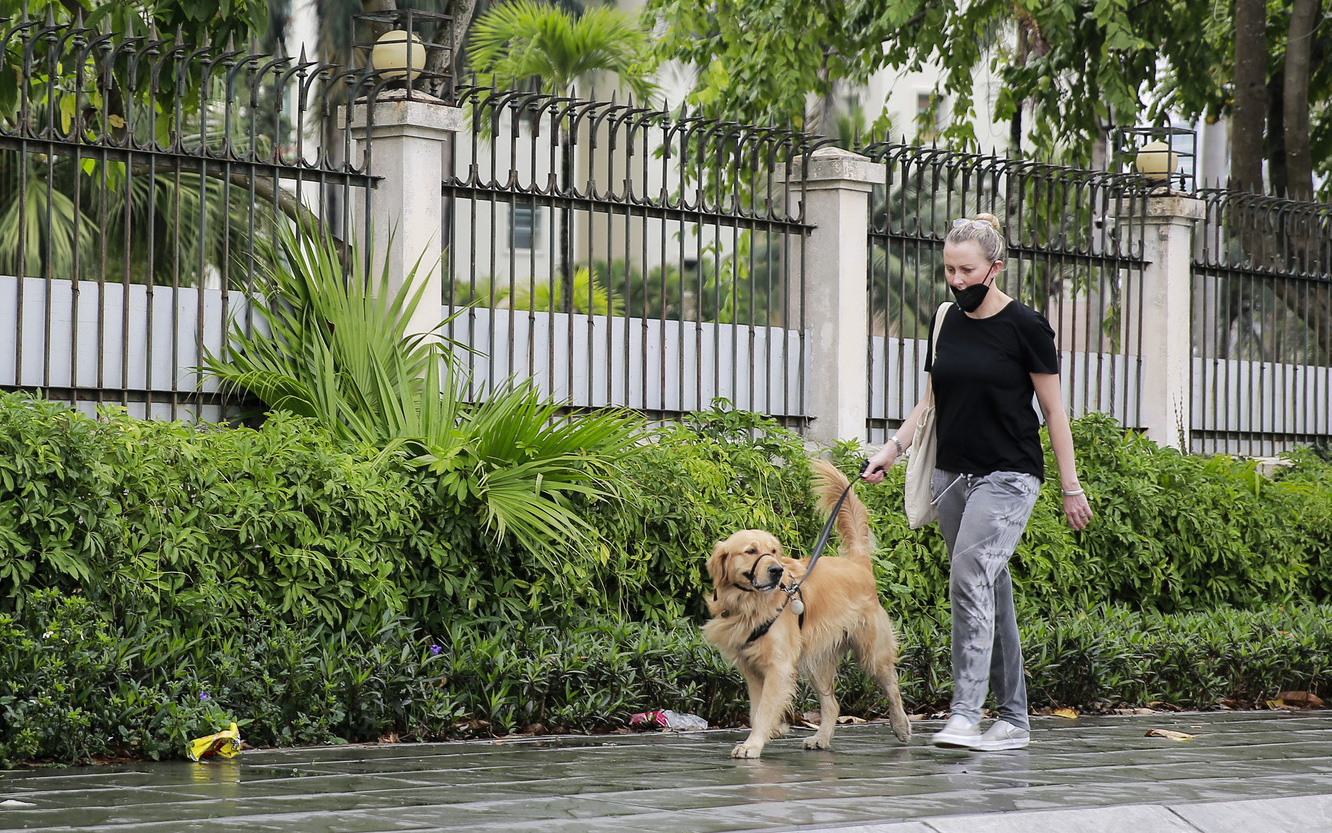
[2,711,1331,832]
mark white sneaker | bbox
[978,720,1030,751]
[931,714,981,749]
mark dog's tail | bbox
[809,458,874,563]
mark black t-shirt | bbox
[924,301,1059,479]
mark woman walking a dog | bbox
[862,213,1093,752]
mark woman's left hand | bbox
[1063,492,1092,530]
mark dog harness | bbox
[743,585,805,645]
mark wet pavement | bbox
[2,711,1332,832]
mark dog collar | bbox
[712,583,756,603]
[743,586,805,645]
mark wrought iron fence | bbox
[859,142,1150,444]
[23,11,1332,459]
[1191,190,1332,457]
[441,83,816,424]
[0,15,379,420]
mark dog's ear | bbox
[707,539,730,585]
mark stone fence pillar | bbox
[785,147,885,446]
[347,92,464,341]
[1138,195,1204,450]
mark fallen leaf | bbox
[1053,708,1078,719]
[1276,691,1324,708]
[836,715,867,725]
[1146,729,1194,741]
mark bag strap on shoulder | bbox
[929,301,952,365]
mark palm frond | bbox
[202,226,644,570]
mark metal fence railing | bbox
[0,16,378,421]
[1191,190,1332,457]
[441,84,817,426]
[12,14,1332,457]
[859,142,1150,444]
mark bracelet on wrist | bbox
[1061,487,1085,497]
[888,436,904,456]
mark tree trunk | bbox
[450,0,479,68]
[1266,73,1287,198]
[1282,0,1318,202]
[1225,0,1269,345]
[1009,24,1028,157]
[362,0,399,40]
[1230,0,1266,193]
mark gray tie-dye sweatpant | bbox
[930,468,1042,730]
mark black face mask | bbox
[949,264,996,313]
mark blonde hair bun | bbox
[973,213,1002,233]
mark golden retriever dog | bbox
[704,458,912,758]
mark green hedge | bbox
[0,394,824,629]
[0,396,439,626]
[7,395,1332,628]
[846,412,1332,622]
[6,393,1332,764]
[3,591,1330,765]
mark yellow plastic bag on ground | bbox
[187,722,242,761]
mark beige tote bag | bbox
[904,302,952,529]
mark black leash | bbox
[790,459,870,596]
[743,461,867,645]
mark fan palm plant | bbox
[468,0,656,313]
[467,0,655,100]
[202,226,644,570]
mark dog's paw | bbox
[890,715,912,743]
[802,735,832,751]
[731,742,763,759]
[770,722,790,739]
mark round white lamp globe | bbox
[371,30,427,81]
[1134,139,1178,182]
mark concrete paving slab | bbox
[3,712,1332,831]
[922,803,1201,833]
[1171,794,1332,832]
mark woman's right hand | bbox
[861,446,898,484]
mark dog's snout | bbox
[766,564,784,580]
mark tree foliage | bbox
[648,0,1332,196]
[648,0,904,134]
[0,0,270,49]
